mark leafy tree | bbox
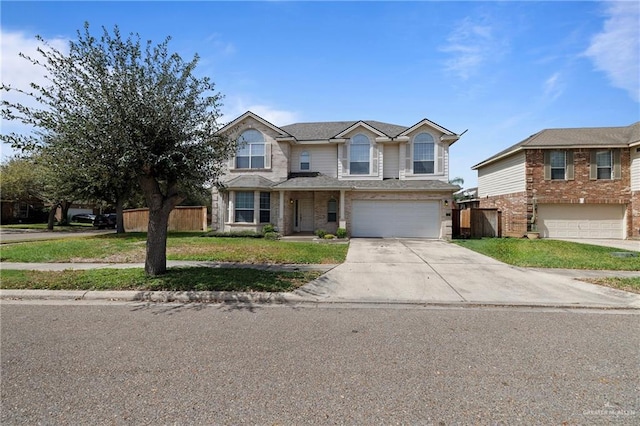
[0,154,76,229]
[1,23,234,275]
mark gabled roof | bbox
[221,112,462,144]
[473,121,640,169]
[218,111,291,137]
[399,118,457,137]
[279,120,408,140]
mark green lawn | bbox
[0,223,93,231]
[0,268,320,292]
[0,232,348,264]
[454,238,640,271]
[583,277,640,294]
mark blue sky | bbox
[2,1,639,187]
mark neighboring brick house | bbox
[472,122,640,239]
[212,111,462,238]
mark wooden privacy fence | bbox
[453,208,501,238]
[123,206,208,232]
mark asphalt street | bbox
[1,301,638,425]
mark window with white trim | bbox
[596,150,612,179]
[300,151,310,171]
[236,129,265,169]
[413,133,435,174]
[350,134,370,175]
[550,151,566,180]
[234,191,254,222]
[327,199,337,223]
[259,192,270,223]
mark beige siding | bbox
[631,147,640,191]
[478,152,526,197]
[291,145,338,176]
[383,144,400,178]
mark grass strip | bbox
[0,268,321,292]
[582,277,640,294]
[0,232,348,264]
[454,238,640,271]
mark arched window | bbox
[236,129,265,169]
[300,151,310,171]
[327,199,337,223]
[413,132,435,174]
[350,134,370,175]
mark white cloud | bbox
[1,29,68,93]
[542,72,565,102]
[222,97,299,126]
[205,33,236,56]
[584,1,640,102]
[1,30,67,158]
[440,16,506,80]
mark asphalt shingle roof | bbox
[221,175,277,189]
[272,175,458,191]
[279,121,409,140]
[473,121,640,169]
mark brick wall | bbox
[481,149,637,238]
[478,192,527,237]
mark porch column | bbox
[339,189,347,230]
[228,191,235,224]
[278,191,285,233]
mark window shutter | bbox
[589,150,597,180]
[405,143,412,173]
[263,143,271,169]
[543,151,551,180]
[228,156,236,170]
[371,144,378,176]
[566,150,574,180]
[437,143,444,174]
[613,149,621,179]
[341,143,349,174]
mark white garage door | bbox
[351,200,440,238]
[537,204,624,239]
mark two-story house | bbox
[212,111,462,238]
[472,122,640,240]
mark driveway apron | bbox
[297,239,640,308]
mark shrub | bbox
[264,231,280,240]
[336,228,347,239]
[205,231,262,238]
[314,229,327,238]
[262,224,276,234]
[323,234,335,239]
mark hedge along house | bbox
[472,122,640,240]
[212,111,463,238]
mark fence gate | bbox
[453,208,501,238]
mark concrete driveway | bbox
[297,239,640,308]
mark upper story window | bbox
[350,134,370,175]
[413,133,435,174]
[300,151,310,171]
[236,129,265,169]
[596,150,612,179]
[550,151,566,180]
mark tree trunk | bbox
[115,198,125,234]
[59,201,72,225]
[139,175,184,276]
[145,206,170,276]
[47,203,58,231]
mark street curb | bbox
[1,289,638,310]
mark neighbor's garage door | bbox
[351,200,440,238]
[537,204,624,239]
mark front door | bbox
[297,199,314,232]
